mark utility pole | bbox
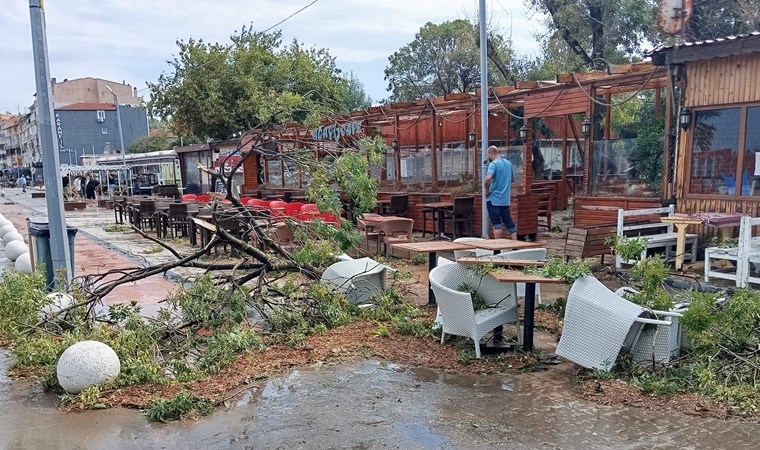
[479,0,489,238]
[106,85,126,162]
[29,0,72,282]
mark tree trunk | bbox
[588,4,606,70]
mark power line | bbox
[262,0,319,33]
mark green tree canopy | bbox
[384,19,515,102]
[148,26,368,141]
[528,0,659,71]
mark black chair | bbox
[440,197,474,239]
[388,194,409,217]
[420,195,441,238]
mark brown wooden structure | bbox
[651,32,760,238]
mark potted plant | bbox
[63,185,87,211]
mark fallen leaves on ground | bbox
[99,317,541,410]
[579,378,748,421]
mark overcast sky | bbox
[0,0,546,114]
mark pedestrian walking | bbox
[484,145,517,239]
[16,175,27,193]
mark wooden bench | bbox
[564,224,616,263]
[615,205,698,269]
[31,192,45,199]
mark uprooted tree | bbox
[0,121,433,417]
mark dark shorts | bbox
[486,201,516,234]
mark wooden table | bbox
[391,241,475,305]
[674,212,744,240]
[465,239,545,254]
[660,216,703,271]
[456,257,545,267]
[418,201,454,239]
[489,270,564,351]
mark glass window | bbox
[689,108,740,196]
[743,107,760,196]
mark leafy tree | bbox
[127,135,172,154]
[149,26,359,141]
[341,71,372,111]
[528,0,659,70]
[384,19,514,102]
[686,0,760,41]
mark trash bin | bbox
[26,217,77,290]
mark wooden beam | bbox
[556,71,607,83]
[608,62,656,75]
[395,113,402,190]
[662,86,672,198]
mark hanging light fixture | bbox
[391,137,399,151]
[468,131,476,146]
[519,125,528,142]
[679,107,692,131]
[581,117,592,137]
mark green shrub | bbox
[145,391,213,422]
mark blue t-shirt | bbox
[486,156,514,206]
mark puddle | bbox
[1,351,759,449]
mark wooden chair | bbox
[440,197,474,239]
[388,194,409,217]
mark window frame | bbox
[684,103,757,199]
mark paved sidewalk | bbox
[0,189,178,316]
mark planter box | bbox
[31,192,45,199]
[63,201,87,211]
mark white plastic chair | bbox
[614,286,686,364]
[491,248,547,304]
[429,263,520,358]
[557,276,679,369]
[321,257,390,305]
[452,237,493,260]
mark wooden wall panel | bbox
[685,54,760,108]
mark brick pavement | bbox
[0,190,176,316]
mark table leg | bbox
[437,208,445,240]
[720,227,733,241]
[523,283,536,352]
[428,251,437,305]
[675,223,687,271]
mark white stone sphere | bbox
[3,231,24,244]
[0,224,16,238]
[57,341,121,394]
[15,252,32,273]
[4,240,28,261]
[40,292,76,318]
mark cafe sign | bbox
[311,120,363,142]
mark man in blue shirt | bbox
[485,146,516,239]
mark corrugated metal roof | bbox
[648,31,760,55]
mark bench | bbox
[615,205,698,269]
[706,216,760,287]
[31,192,45,199]
[564,224,616,263]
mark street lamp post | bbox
[106,85,127,193]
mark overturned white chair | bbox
[614,286,687,365]
[556,276,680,369]
[321,257,391,305]
[429,263,520,358]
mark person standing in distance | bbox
[484,146,517,239]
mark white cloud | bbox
[0,0,545,111]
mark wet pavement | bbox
[1,348,759,449]
[2,189,759,448]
